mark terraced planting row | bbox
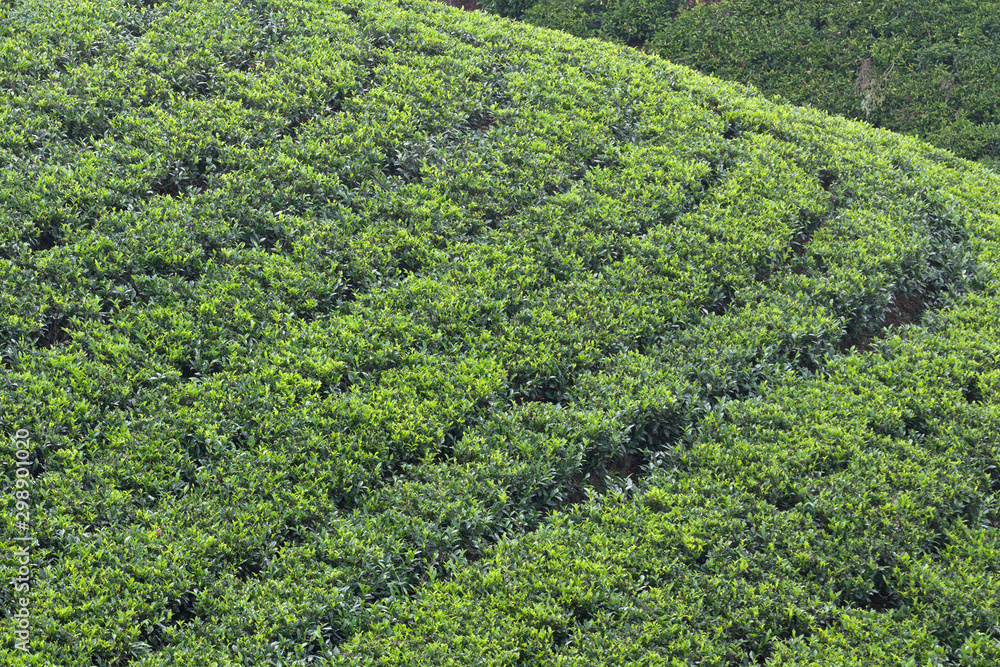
[1,0,998,664]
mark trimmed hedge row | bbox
[340,284,1000,665]
[1,0,998,664]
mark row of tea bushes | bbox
[339,263,1000,666]
[2,0,998,663]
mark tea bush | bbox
[1,0,998,664]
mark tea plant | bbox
[1,0,998,664]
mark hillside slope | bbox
[1,0,999,665]
[504,0,1000,170]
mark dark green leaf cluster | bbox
[1,0,998,664]
[515,0,682,48]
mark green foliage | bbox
[651,0,1000,166]
[511,0,1000,168]
[477,0,535,19]
[525,0,682,45]
[1,0,999,664]
[523,0,595,39]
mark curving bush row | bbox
[1,0,998,664]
